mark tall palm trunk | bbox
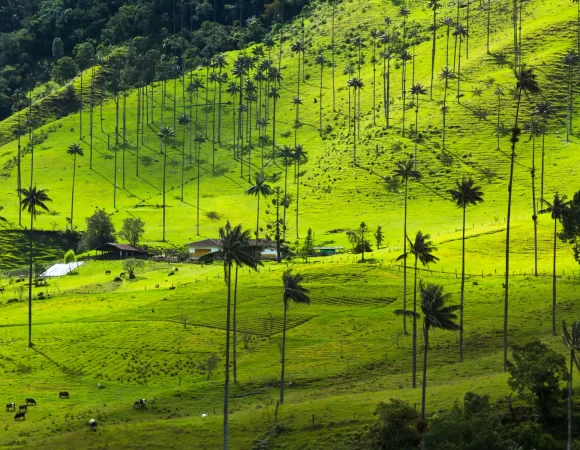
[17,109,22,226]
[114,96,119,209]
[271,97,277,158]
[421,323,429,450]
[163,138,167,242]
[487,0,491,54]
[280,301,288,404]
[28,211,33,347]
[181,124,186,202]
[540,128,546,204]
[403,179,408,335]
[90,66,94,170]
[414,96,419,166]
[319,63,324,135]
[372,41,377,124]
[233,265,239,383]
[402,61,407,136]
[568,350,574,450]
[256,194,261,243]
[430,9,437,99]
[457,37,462,103]
[460,204,466,361]
[79,69,83,140]
[532,133,538,276]
[223,263,232,449]
[443,79,448,149]
[504,86,524,371]
[122,92,126,188]
[552,218,557,336]
[353,88,357,165]
[412,254,418,388]
[296,160,300,238]
[71,153,77,228]
[283,158,289,241]
[567,63,572,142]
[332,1,336,111]
[212,79,217,172]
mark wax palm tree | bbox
[293,144,307,238]
[268,87,281,158]
[448,178,484,362]
[395,282,460,450]
[344,65,355,134]
[66,143,84,229]
[209,71,220,171]
[397,232,439,388]
[427,0,442,99]
[539,194,570,336]
[528,119,543,276]
[291,95,302,147]
[533,101,553,204]
[563,50,578,141]
[410,84,427,167]
[442,17,454,68]
[370,29,380,124]
[280,269,311,404]
[562,320,580,450]
[439,67,454,150]
[218,222,259,449]
[453,25,468,103]
[350,77,364,165]
[226,81,240,157]
[188,78,205,162]
[504,66,540,371]
[393,160,422,336]
[246,174,273,243]
[331,0,337,111]
[399,50,413,136]
[381,50,393,129]
[278,145,294,240]
[158,126,175,242]
[315,54,328,135]
[291,41,305,129]
[12,90,26,226]
[213,54,228,142]
[399,6,411,48]
[178,113,191,201]
[20,186,51,347]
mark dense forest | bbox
[0,0,305,119]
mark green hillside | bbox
[0,0,580,447]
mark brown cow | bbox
[59,391,70,399]
[105,270,111,275]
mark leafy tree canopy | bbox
[78,209,116,253]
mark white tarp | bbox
[40,262,84,277]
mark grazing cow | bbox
[18,405,27,412]
[88,419,97,431]
[155,284,159,288]
[0,287,4,293]
[25,398,36,406]
[5,402,15,411]
[133,398,146,409]
[105,270,111,275]
[201,412,208,417]
[119,272,126,278]
[59,391,70,399]
[14,411,25,420]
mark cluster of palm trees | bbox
[217,221,310,449]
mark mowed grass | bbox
[0,0,580,446]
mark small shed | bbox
[313,246,345,257]
[96,243,148,259]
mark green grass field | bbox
[0,0,580,447]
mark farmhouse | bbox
[96,243,148,259]
[188,238,282,261]
[313,246,345,256]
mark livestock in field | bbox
[5,402,15,411]
[133,398,146,409]
[25,398,36,406]
[88,419,97,431]
[105,270,111,275]
[59,391,70,399]
[14,412,25,420]
[18,405,27,412]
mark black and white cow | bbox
[5,402,15,411]
[14,411,25,420]
[88,419,97,431]
[25,398,36,406]
[18,405,27,412]
[133,398,146,409]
